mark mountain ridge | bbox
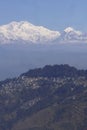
[21,64,85,78]
[0,21,87,44]
[0,21,60,44]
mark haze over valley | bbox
[0,21,87,80]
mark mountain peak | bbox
[64,27,74,33]
[0,21,87,44]
[64,27,82,35]
[0,21,60,44]
[7,21,33,26]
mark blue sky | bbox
[0,0,87,31]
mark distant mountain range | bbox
[0,21,87,44]
[0,21,87,80]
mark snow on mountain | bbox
[0,21,87,44]
[0,21,60,44]
[59,27,87,43]
[64,27,82,35]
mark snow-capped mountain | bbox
[59,27,87,43]
[0,21,60,44]
[0,21,87,44]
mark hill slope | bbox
[0,65,87,130]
